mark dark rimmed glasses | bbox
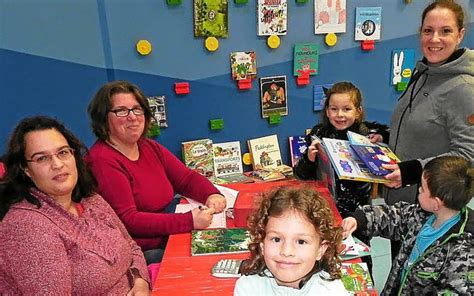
[26,147,75,165]
[109,107,145,117]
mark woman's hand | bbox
[307,139,320,162]
[341,217,357,239]
[205,194,226,213]
[383,163,402,188]
[192,206,215,229]
[127,278,150,296]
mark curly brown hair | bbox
[240,186,342,287]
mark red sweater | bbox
[86,139,220,250]
[0,189,149,294]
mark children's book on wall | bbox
[182,138,214,178]
[313,83,333,111]
[147,96,168,128]
[194,0,229,38]
[314,0,346,34]
[230,51,257,81]
[191,228,250,256]
[257,0,288,36]
[260,76,288,118]
[288,135,307,167]
[355,7,382,41]
[293,43,319,76]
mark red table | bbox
[152,180,343,295]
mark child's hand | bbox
[341,217,357,239]
[367,133,383,143]
[307,139,320,162]
[205,194,226,213]
[192,206,215,229]
[383,163,402,189]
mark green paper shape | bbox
[147,123,161,138]
[396,82,408,92]
[210,118,224,130]
[268,113,281,125]
[234,0,248,3]
[167,0,181,5]
[296,0,308,3]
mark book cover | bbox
[314,0,346,34]
[182,138,214,178]
[313,83,333,111]
[311,135,337,200]
[194,0,229,38]
[217,173,254,184]
[260,76,288,118]
[257,0,288,36]
[230,51,257,81]
[288,135,307,167]
[245,169,286,182]
[341,263,377,295]
[321,137,390,183]
[355,7,382,41]
[339,235,371,260]
[347,131,400,176]
[390,49,415,86]
[293,43,319,77]
[191,228,250,256]
[247,134,283,170]
[212,141,244,177]
[147,96,168,128]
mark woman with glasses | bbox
[86,80,226,264]
[0,116,150,295]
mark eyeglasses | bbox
[109,107,145,117]
[26,147,75,165]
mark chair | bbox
[147,263,161,286]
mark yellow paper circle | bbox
[136,40,152,55]
[267,35,280,49]
[205,37,219,52]
[325,33,337,47]
[242,153,252,166]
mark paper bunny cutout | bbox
[392,51,404,85]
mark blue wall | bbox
[1,0,473,167]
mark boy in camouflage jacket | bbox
[343,156,473,295]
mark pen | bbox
[198,205,209,211]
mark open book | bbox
[191,228,250,256]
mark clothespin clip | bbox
[174,82,190,95]
[296,69,315,86]
[361,40,375,51]
[237,78,252,90]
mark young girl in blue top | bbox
[234,187,348,296]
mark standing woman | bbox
[384,0,474,204]
[86,81,226,264]
[0,116,150,295]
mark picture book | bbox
[293,43,319,77]
[212,141,243,177]
[260,76,288,118]
[147,96,168,128]
[257,0,287,36]
[313,83,333,111]
[247,134,283,170]
[194,0,228,38]
[230,51,257,81]
[321,137,391,183]
[347,131,400,176]
[217,173,254,184]
[355,7,382,41]
[339,235,371,260]
[191,228,250,256]
[245,169,286,182]
[288,135,307,167]
[312,135,337,199]
[390,49,415,86]
[341,263,377,295]
[314,0,346,34]
[182,138,214,178]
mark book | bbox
[147,96,168,128]
[247,134,283,170]
[288,135,307,167]
[339,235,371,260]
[257,0,288,36]
[244,169,286,182]
[182,138,214,178]
[355,7,382,41]
[260,76,288,118]
[390,49,415,86]
[230,51,257,81]
[314,0,346,34]
[312,135,337,198]
[341,263,377,295]
[212,141,244,177]
[347,131,400,176]
[321,137,392,183]
[217,173,254,184]
[313,83,333,111]
[191,228,250,256]
[293,43,319,77]
[194,0,229,38]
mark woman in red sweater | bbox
[86,80,226,264]
[0,116,149,295]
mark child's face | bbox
[325,92,361,131]
[418,174,435,212]
[260,209,328,289]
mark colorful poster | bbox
[313,83,333,111]
[314,0,346,34]
[260,76,288,118]
[230,51,257,80]
[257,0,288,36]
[355,7,382,41]
[293,43,319,76]
[147,96,168,128]
[194,0,228,38]
[390,49,415,85]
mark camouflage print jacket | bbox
[352,202,473,295]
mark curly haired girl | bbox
[234,187,348,295]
